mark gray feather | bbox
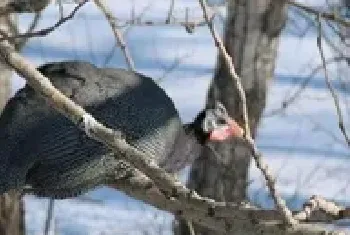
[0,61,184,198]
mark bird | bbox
[0,61,240,199]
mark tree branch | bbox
[264,56,346,117]
[16,12,42,50]
[0,0,88,42]
[287,0,350,27]
[294,195,343,221]
[0,0,50,15]
[111,166,344,234]
[317,16,350,147]
[165,0,175,24]
[43,198,54,235]
[93,0,136,72]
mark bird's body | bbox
[0,61,237,199]
[0,61,190,198]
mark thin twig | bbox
[317,15,350,147]
[0,0,88,42]
[287,0,350,27]
[0,0,49,14]
[165,0,175,24]
[199,1,250,136]
[16,12,42,50]
[246,138,297,225]
[186,220,196,235]
[198,0,297,226]
[291,7,347,57]
[265,56,346,117]
[109,18,211,29]
[43,198,54,235]
[57,0,64,19]
[304,114,349,147]
[123,3,153,37]
[103,3,152,66]
[94,0,136,72]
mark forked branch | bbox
[93,0,136,72]
[287,0,350,27]
[317,16,350,146]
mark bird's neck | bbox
[183,123,207,146]
[160,124,205,173]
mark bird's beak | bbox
[208,116,243,141]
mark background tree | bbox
[176,0,288,234]
[0,15,25,235]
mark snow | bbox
[8,0,350,234]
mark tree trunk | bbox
[0,16,25,235]
[175,0,287,234]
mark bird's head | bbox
[203,101,243,141]
[188,101,243,144]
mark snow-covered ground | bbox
[9,0,349,234]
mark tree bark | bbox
[175,0,287,234]
[0,16,13,113]
[0,16,24,235]
[0,62,11,113]
[0,191,25,235]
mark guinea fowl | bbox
[0,61,239,198]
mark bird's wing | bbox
[0,61,182,197]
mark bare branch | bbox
[57,0,64,19]
[103,3,152,66]
[198,0,297,226]
[265,56,346,117]
[123,3,153,36]
[43,199,54,235]
[287,0,350,27]
[0,0,88,42]
[165,0,175,24]
[294,195,343,221]
[112,166,343,234]
[0,0,49,14]
[121,19,209,28]
[290,7,347,57]
[16,12,42,50]
[199,0,250,135]
[317,16,350,147]
[93,0,136,72]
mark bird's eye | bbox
[203,112,217,133]
[214,101,228,118]
[216,118,226,125]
